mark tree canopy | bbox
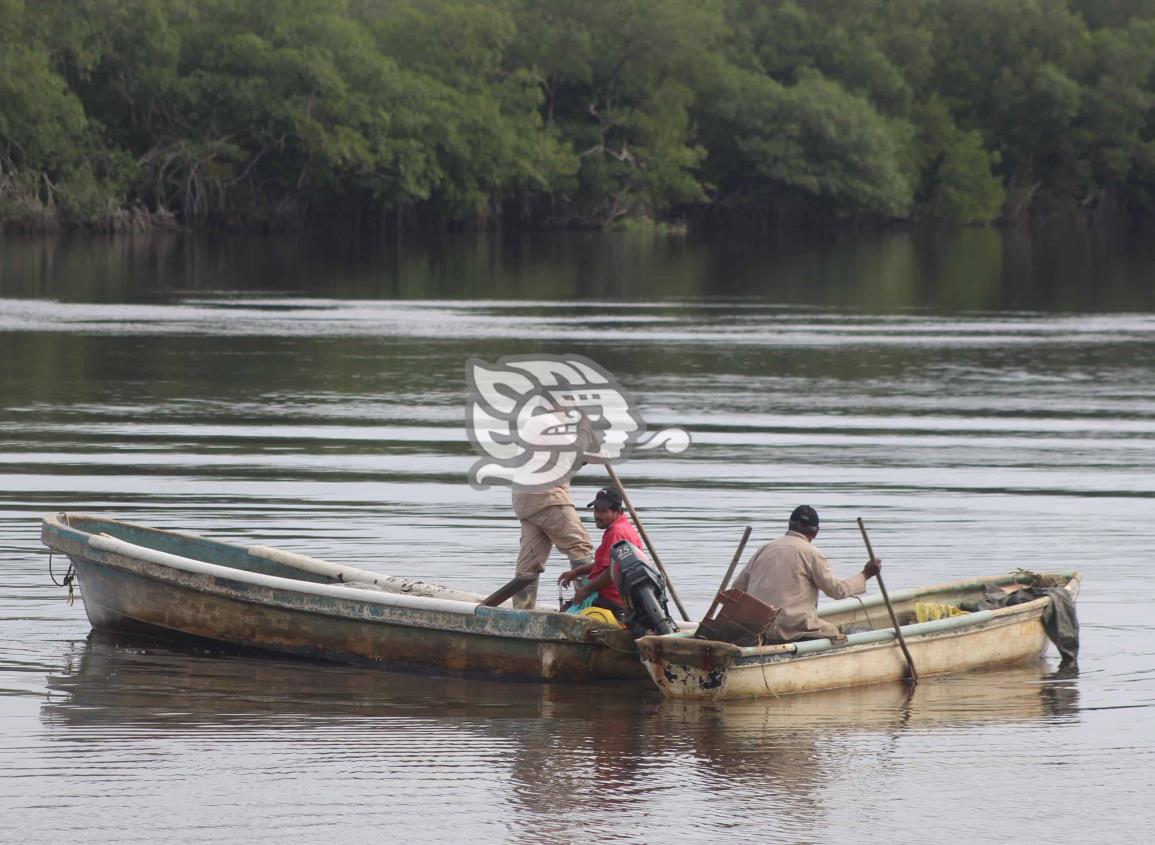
[2,0,1155,230]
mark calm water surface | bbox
[1,230,1153,843]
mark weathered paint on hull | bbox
[637,575,1078,700]
[42,513,647,684]
[72,556,646,682]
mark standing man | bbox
[511,482,595,609]
[557,486,639,620]
[732,505,881,643]
[508,411,603,610]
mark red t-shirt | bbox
[591,515,642,606]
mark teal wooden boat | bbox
[40,513,645,682]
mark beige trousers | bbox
[513,504,594,608]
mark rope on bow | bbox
[48,551,76,605]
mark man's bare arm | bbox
[574,570,612,601]
[558,561,595,587]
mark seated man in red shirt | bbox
[557,486,640,620]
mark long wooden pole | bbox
[699,526,752,625]
[604,463,690,620]
[856,517,918,684]
[718,526,752,596]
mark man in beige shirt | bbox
[511,482,595,609]
[732,505,881,643]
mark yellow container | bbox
[579,606,622,626]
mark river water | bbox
[1,229,1153,843]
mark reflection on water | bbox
[2,229,1153,842]
[2,227,1155,310]
[32,632,1081,843]
[44,632,1078,732]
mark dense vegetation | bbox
[3,0,1155,231]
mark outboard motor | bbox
[610,540,678,637]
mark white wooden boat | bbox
[41,513,646,682]
[635,572,1081,700]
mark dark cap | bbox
[587,487,624,510]
[789,505,820,532]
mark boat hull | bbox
[44,514,646,683]
[637,573,1079,700]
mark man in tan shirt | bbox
[732,505,881,643]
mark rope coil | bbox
[48,551,77,604]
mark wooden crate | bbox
[696,588,779,646]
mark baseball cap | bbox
[789,505,820,531]
[587,487,624,510]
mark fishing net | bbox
[914,602,968,623]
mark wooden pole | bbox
[856,517,918,684]
[604,463,690,621]
[479,576,536,608]
[699,526,752,625]
[718,526,752,595]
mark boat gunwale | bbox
[45,512,480,595]
[735,572,1080,659]
[733,603,1046,668]
[816,570,1079,619]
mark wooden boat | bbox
[40,513,646,682]
[635,571,1081,700]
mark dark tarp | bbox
[966,586,1080,669]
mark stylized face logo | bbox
[466,355,690,491]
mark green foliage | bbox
[700,67,913,217]
[724,0,917,116]
[1075,21,1155,212]
[2,0,1155,229]
[912,98,1004,222]
[509,0,725,225]
[0,44,88,167]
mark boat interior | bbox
[821,572,1075,635]
[47,513,488,603]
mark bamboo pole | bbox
[857,517,918,684]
